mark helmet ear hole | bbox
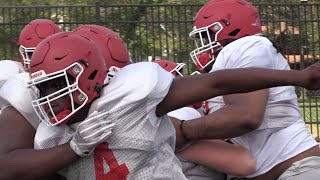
[88,70,98,80]
[55,55,67,61]
[229,29,240,37]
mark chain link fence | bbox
[0,2,319,136]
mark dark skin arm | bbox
[156,64,320,116]
[0,107,79,180]
[173,90,268,149]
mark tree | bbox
[0,1,319,72]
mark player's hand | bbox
[70,111,115,157]
[301,63,320,90]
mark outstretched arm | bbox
[156,63,320,116]
[172,89,268,146]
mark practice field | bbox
[300,102,320,138]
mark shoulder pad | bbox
[0,73,40,129]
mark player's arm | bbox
[156,63,320,116]
[177,139,256,177]
[176,90,268,144]
[0,107,79,180]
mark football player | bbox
[0,19,61,89]
[154,59,256,179]
[27,30,320,180]
[18,19,62,71]
[181,0,320,179]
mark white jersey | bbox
[0,60,25,114]
[0,60,24,88]
[168,107,202,121]
[207,35,317,177]
[0,73,40,129]
[0,96,10,115]
[35,62,187,180]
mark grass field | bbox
[299,102,320,138]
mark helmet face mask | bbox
[106,66,120,80]
[153,60,186,77]
[170,63,186,77]
[190,71,201,76]
[189,22,224,71]
[19,45,36,69]
[30,62,87,126]
[28,32,107,126]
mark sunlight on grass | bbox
[306,124,320,138]
[301,104,320,138]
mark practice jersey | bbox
[35,62,187,180]
[0,60,24,88]
[0,73,40,129]
[0,96,10,115]
[207,35,317,177]
[209,35,301,129]
[168,107,202,121]
[0,60,25,113]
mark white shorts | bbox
[278,156,320,180]
[177,155,226,180]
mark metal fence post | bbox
[95,2,101,25]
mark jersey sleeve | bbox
[125,62,174,126]
[146,63,174,118]
[0,96,11,114]
[89,62,174,125]
[0,73,40,129]
[0,60,25,88]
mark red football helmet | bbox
[153,59,185,77]
[18,19,62,70]
[189,0,261,71]
[73,25,131,80]
[28,32,107,126]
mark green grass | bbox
[299,103,320,138]
[300,104,319,123]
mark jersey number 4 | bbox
[94,142,129,180]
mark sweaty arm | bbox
[0,107,79,180]
[182,89,268,141]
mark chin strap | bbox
[50,99,72,126]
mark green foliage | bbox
[0,1,319,134]
[251,0,320,2]
[0,2,320,73]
